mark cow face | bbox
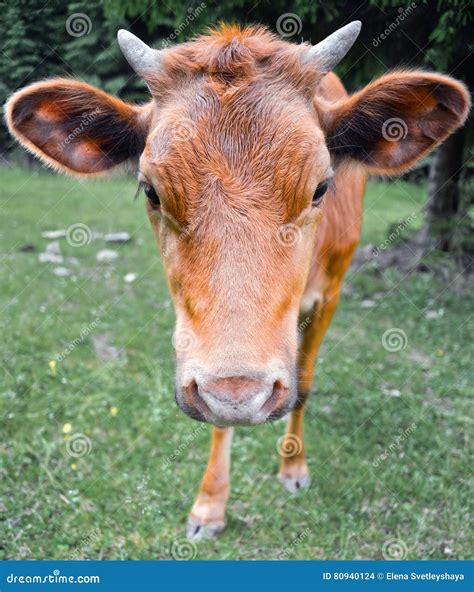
[140,70,331,426]
[6,24,469,426]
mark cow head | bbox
[6,23,469,426]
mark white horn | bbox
[307,21,362,72]
[117,29,161,77]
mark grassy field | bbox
[0,167,471,560]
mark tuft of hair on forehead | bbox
[156,23,319,94]
[206,22,277,44]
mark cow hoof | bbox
[186,517,225,540]
[278,473,311,493]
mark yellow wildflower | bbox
[49,360,57,377]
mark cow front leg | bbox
[187,426,233,540]
[279,289,342,492]
[278,395,311,492]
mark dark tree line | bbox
[0,0,472,264]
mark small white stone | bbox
[52,267,73,277]
[42,229,67,239]
[360,299,376,309]
[425,308,444,320]
[124,272,137,283]
[442,546,453,556]
[45,241,62,254]
[39,253,64,264]
[104,232,131,243]
[320,405,333,414]
[383,388,401,397]
[96,249,119,263]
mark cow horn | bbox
[117,29,161,77]
[306,21,362,72]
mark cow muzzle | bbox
[176,373,296,426]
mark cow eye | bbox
[143,183,161,207]
[312,181,328,206]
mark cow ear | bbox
[324,71,470,173]
[5,78,149,176]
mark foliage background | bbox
[1,0,472,151]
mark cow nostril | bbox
[272,379,286,400]
[187,379,198,399]
[181,379,212,419]
[259,379,289,416]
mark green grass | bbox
[0,168,472,560]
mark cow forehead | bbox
[142,120,327,223]
[144,87,328,179]
[139,33,331,220]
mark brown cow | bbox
[6,22,470,539]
